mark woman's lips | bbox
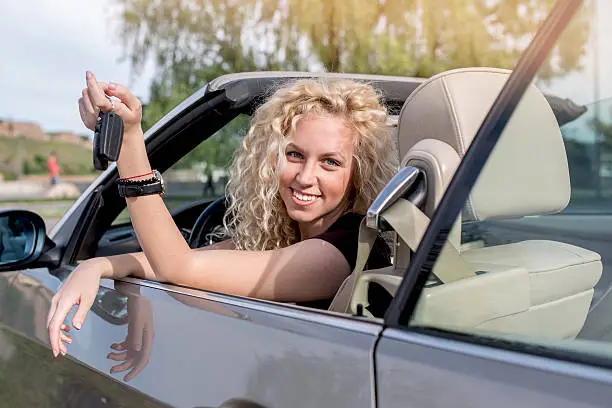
[290,188,319,206]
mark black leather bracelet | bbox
[117,182,164,197]
[116,170,165,197]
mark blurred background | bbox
[0,0,610,229]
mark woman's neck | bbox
[298,205,348,240]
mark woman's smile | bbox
[290,188,321,206]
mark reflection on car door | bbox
[3,267,381,407]
[0,268,167,407]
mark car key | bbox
[93,111,124,170]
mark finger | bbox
[107,351,128,361]
[111,342,128,351]
[78,97,98,131]
[86,71,113,112]
[46,296,58,329]
[129,323,144,352]
[125,354,148,382]
[126,331,152,382]
[110,359,133,374]
[59,341,67,356]
[143,323,153,354]
[78,98,90,129]
[81,88,97,117]
[105,82,141,112]
[48,300,76,357]
[72,296,93,330]
[60,331,72,344]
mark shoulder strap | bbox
[343,198,475,314]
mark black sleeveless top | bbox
[298,212,391,309]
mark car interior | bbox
[80,69,602,341]
[335,67,602,340]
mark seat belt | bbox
[343,198,475,314]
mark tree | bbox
[113,0,591,167]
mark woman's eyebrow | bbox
[286,142,301,150]
[321,151,344,158]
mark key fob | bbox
[93,111,124,170]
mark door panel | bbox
[376,328,612,408]
[2,269,378,408]
[0,271,16,323]
[0,269,167,407]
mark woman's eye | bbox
[324,158,340,167]
[287,151,303,160]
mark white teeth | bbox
[293,190,317,201]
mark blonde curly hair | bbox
[225,78,397,251]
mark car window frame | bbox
[115,276,383,325]
[54,84,247,265]
[384,0,584,329]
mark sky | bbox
[1,0,610,136]
[0,0,155,136]
[540,0,612,106]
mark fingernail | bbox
[109,82,116,90]
[53,348,58,357]
[61,349,66,356]
[86,71,92,79]
[74,321,81,330]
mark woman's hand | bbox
[46,259,105,357]
[107,295,154,382]
[78,71,143,134]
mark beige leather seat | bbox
[394,67,602,339]
[329,67,602,339]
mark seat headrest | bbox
[397,67,570,221]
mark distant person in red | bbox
[47,151,60,186]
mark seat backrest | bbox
[392,67,601,338]
[397,67,571,221]
[391,67,572,270]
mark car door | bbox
[3,266,380,407]
[375,0,612,407]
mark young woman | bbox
[47,72,397,357]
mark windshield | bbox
[560,96,612,214]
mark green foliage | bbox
[564,139,594,188]
[0,136,96,176]
[115,0,590,80]
[587,99,612,151]
[1,172,17,181]
[173,115,249,170]
[600,118,612,152]
[114,0,591,169]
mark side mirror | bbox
[0,210,49,270]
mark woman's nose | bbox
[295,162,316,186]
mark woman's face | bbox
[279,114,355,238]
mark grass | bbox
[0,135,95,177]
